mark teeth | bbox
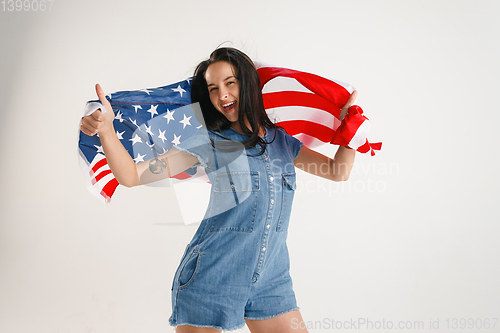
[222,101,235,108]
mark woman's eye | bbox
[209,87,218,92]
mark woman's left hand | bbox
[339,90,358,121]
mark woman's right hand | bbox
[79,83,200,187]
[80,84,115,137]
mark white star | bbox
[116,130,125,140]
[139,88,153,95]
[146,142,155,148]
[115,110,124,122]
[132,105,142,113]
[94,145,104,153]
[106,93,112,99]
[129,118,139,128]
[158,129,167,143]
[164,109,175,124]
[145,124,154,137]
[172,85,186,97]
[161,147,168,154]
[179,114,192,129]
[129,134,142,145]
[147,105,158,118]
[186,78,192,85]
[196,125,202,129]
[172,134,181,145]
[134,152,146,164]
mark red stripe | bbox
[330,106,368,146]
[92,158,108,174]
[277,120,334,143]
[357,140,371,154]
[263,91,340,117]
[172,172,192,180]
[101,178,119,202]
[92,169,112,184]
[258,67,351,109]
[370,142,382,151]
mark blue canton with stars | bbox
[79,78,202,176]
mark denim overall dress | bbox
[169,126,303,331]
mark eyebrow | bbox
[207,76,236,87]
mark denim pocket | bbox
[171,243,190,291]
[178,250,202,290]
[277,173,296,232]
[210,171,260,232]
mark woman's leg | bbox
[245,310,309,333]
[174,325,222,333]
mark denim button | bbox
[270,177,274,181]
[270,199,274,204]
[266,224,270,228]
[262,247,266,251]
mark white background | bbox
[1,0,499,332]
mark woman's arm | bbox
[293,90,358,182]
[135,148,198,186]
[80,84,198,187]
[294,145,355,182]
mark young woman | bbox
[80,47,357,333]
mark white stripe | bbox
[256,62,356,94]
[89,153,106,168]
[87,154,114,192]
[91,166,113,185]
[79,153,110,204]
[263,74,355,95]
[83,101,106,116]
[91,166,112,186]
[89,154,108,176]
[326,78,356,94]
[253,61,269,69]
[293,133,326,149]
[266,106,341,130]
[262,77,315,94]
[348,119,371,149]
[79,153,103,198]
[93,172,116,194]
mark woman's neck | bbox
[231,118,265,137]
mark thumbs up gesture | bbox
[80,84,115,136]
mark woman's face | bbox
[205,61,240,124]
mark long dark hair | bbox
[191,47,277,155]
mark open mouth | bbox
[222,101,237,113]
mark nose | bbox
[218,87,228,100]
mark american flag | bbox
[78,64,381,204]
[257,63,381,153]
